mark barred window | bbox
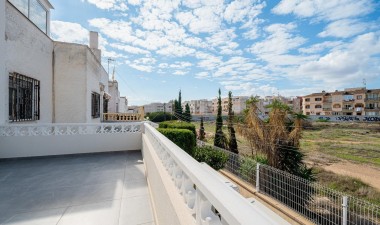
[9,73,40,122]
[91,92,100,118]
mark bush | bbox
[239,155,268,183]
[193,146,228,170]
[159,121,196,135]
[146,112,175,122]
[157,128,195,155]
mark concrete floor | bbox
[0,151,155,225]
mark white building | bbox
[182,99,213,115]
[108,80,120,113]
[212,96,249,115]
[1,0,113,124]
[119,96,128,113]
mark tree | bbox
[214,89,226,149]
[227,91,238,154]
[173,90,184,121]
[178,90,183,116]
[184,103,191,122]
[199,116,205,141]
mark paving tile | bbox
[122,180,149,198]
[119,195,154,225]
[57,200,120,225]
[1,208,66,225]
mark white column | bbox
[0,0,6,124]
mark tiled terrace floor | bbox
[0,151,155,225]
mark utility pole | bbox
[107,58,115,75]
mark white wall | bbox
[119,97,128,113]
[4,2,53,124]
[53,42,87,123]
[108,80,120,113]
[0,133,141,158]
[0,0,6,124]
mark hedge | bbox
[146,112,176,122]
[193,146,228,170]
[157,128,195,155]
[159,121,196,135]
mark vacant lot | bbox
[192,121,380,196]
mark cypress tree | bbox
[184,103,191,122]
[227,91,238,154]
[199,116,205,140]
[214,89,226,149]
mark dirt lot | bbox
[193,121,380,193]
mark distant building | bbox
[302,87,380,116]
[119,97,128,113]
[108,80,120,113]
[212,96,249,115]
[182,99,213,115]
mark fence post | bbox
[342,196,348,225]
[256,163,260,192]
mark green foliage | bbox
[193,146,228,170]
[184,103,191,122]
[239,155,268,182]
[146,112,175,122]
[159,121,196,135]
[199,117,205,140]
[227,91,238,154]
[214,88,226,149]
[157,128,195,155]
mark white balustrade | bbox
[144,123,278,225]
[0,122,143,137]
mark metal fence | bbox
[197,140,380,225]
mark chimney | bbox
[89,31,101,62]
[89,31,98,49]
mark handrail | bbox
[144,123,278,225]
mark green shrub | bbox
[157,128,195,155]
[159,121,196,135]
[193,146,228,170]
[146,112,175,122]
[239,155,268,183]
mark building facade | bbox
[182,99,213,115]
[211,96,249,115]
[303,88,379,116]
[2,0,115,124]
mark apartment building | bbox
[182,99,213,115]
[303,88,379,116]
[211,96,249,115]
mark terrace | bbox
[0,122,290,225]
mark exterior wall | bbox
[0,0,6,124]
[119,97,128,113]
[4,2,53,124]
[53,42,87,123]
[0,123,142,158]
[108,80,120,113]
[144,103,165,113]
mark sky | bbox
[49,0,380,105]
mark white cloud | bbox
[89,18,136,43]
[224,0,266,23]
[51,21,89,44]
[173,70,188,75]
[195,71,210,79]
[156,44,196,57]
[299,41,343,54]
[110,43,150,55]
[272,0,374,22]
[126,57,157,72]
[86,0,128,11]
[249,23,306,56]
[318,19,374,38]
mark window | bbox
[333,104,341,108]
[103,96,108,114]
[344,104,353,109]
[91,92,100,118]
[305,98,310,102]
[343,95,354,101]
[305,105,310,109]
[315,98,322,101]
[9,0,47,33]
[315,105,322,108]
[9,72,40,122]
[356,95,362,100]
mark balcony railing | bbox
[143,123,287,225]
[365,97,380,101]
[103,106,145,122]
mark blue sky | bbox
[50,0,380,105]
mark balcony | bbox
[365,97,380,101]
[0,122,289,225]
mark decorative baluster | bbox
[196,190,222,225]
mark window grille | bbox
[92,92,100,118]
[9,72,40,122]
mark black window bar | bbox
[8,72,40,122]
[92,92,100,118]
